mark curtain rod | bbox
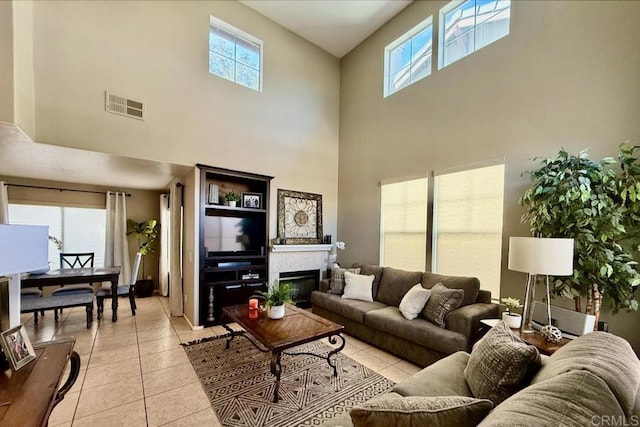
[4,183,132,197]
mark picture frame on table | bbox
[0,324,36,371]
[242,192,262,209]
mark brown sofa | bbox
[311,263,499,367]
[322,331,640,427]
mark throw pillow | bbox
[341,271,375,302]
[464,320,541,406]
[398,284,432,320]
[422,283,464,328]
[329,267,361,295]
[349,395,493,427]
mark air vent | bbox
[105,92,145,120]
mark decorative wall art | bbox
[277,189,323,244]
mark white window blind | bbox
[432,164,504,298]
[8,204,106,269]
[380,178,428,271]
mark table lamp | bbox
[0,224,49,330]
[508,237,574,341]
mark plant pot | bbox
[502,312,522,329]
[227,200,237,207]
[268,305,285,320]
[135,279,154,298]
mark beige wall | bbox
[28,0,340,240]
[182,169,198,326]
[2,176,162,289]
[339,1,640,352]
[12,0,36,138]
[0,1,14,122]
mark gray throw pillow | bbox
[350,395,493,427]
[329,267,360,294]
[464,321,541,406]
[422,283,464,327]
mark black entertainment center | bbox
[198,164,273,325]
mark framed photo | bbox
[277,189,323,244]
[242,192,262,209]
[1,324,36,371]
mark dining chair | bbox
[21,287,43,322]
[96,252,141,319]
[52,252,96,318]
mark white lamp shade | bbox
[508,237,574,276]
[0,224,49,275]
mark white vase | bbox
[228,200,237,207]
[502,312,522,329]
[268,305,285,319]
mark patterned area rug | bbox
[183,332,394,427]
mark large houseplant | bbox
[519,145,640,327]
[127,219,159,297]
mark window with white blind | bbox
[380,178,428,271]
[209,16,262,91]
[8,204,106,269]
[383,17,433,97]
[439,0,511,69]
[432,163,505,298]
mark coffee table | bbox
[222,303,345,403]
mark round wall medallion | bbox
[294,210,308,226]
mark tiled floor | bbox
[21,296,422,426]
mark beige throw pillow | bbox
[464,321,541,405]
[341,271,375,302]
[422,283,464,327]
[329,267,360,295]
[399,284,432,320]
[350,395,493,427]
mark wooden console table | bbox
[480,319,571,355]
[0,338,80,427]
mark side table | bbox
[480,319,571,356]
[0,338,80,426]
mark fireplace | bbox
[279,269,320,308]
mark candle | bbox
[249,298,259,310]
[249,309,258,319]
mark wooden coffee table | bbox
[222,303,345,403]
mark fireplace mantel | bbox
[271,244,332,253]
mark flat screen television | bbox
[204,216,265,255]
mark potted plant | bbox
[126,219,159,297]
[225,191,241,207]
[252,280,293,319]
[500,297,522,329]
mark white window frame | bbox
[383,16,433,98]
[209,16,263,92]
[438,0,511,70]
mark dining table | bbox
[21,267,122,322]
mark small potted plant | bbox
[225,191,241,207]
[253,280,293,319]
[501,297,522,329]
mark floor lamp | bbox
[508,237,574,341]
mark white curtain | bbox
[169,182,183,316]
[159,194,169,297]
[105,192,130,285]
[0,182,8,224]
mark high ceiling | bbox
[240,0,412,58]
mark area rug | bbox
[183,332,395,427]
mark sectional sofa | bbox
[311,263,499,367]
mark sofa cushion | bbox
[342,272,375,302]
[398,284,431,320]
[365,306,467,355]
[311,291,386,323]
[422,283,464,328]
[352,263,384,300]
[422,272,480,306]
[329,267,361,295]
[464,321,540,405]
[393,351,474,398]
[531,331,640,417]
[479,370,625,426]
[375,267,423,307]
[350,395,493,427]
